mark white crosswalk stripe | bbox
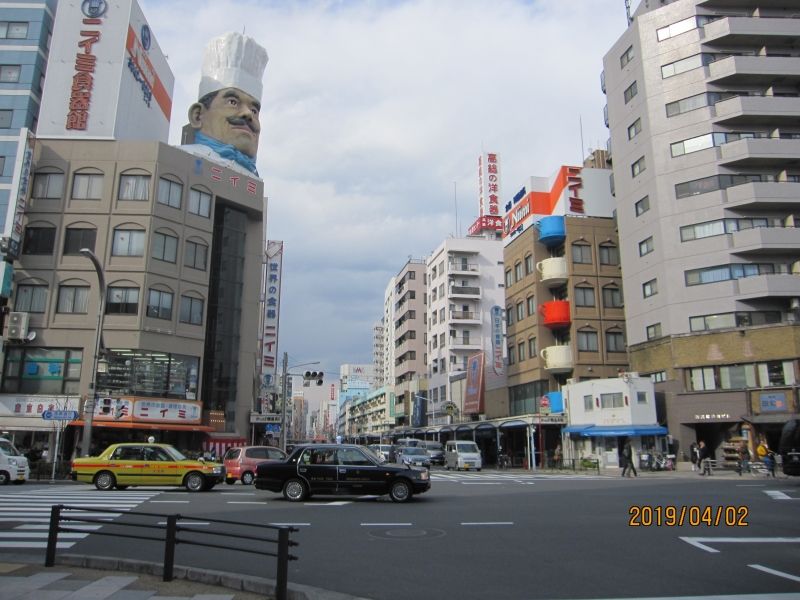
[0,487,162,550]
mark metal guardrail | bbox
[44,504,299,600]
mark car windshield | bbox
[404,448,427,456]
[164,446,188,461]
[363,447,383,461]
[223,448,240,460]
[457,443,479,453]
[427,443,443,451]
[0,440,20,457]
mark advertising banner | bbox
[463,353,485,415]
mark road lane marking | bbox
[221,492,256,495]
[361,523,412,526]
[749,564,800,583]
[461,522,514,526]
[227,501,264,504]
[268,523,310,527]
[304,501,351,506]
[461,482,502,485]
[681,537,800,553]
[764,491,794,500]
[150,500,190,504]
[0,542,75,548]
[0,532,87,539]
[16,524,102,530]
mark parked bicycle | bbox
[497,453,511,470]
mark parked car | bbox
[71,443,225,491]
[397,446,432,468]
[254,443,430,503]
[424,441,445,466]
[780,418,800,476]
[367,444,392,462]
[0,437,29,484]
[445,440,483,471]
[223,445,287,485]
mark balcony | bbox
[450,310,481,325]
[448,261,479,276]
[539,345,573,373]
[707,56,800,87]
[737,273,800,300]
[714,94,800,127]
[731,226,800,255]
[449,336,482,351]
[448,285,481,299]
[703,16,800,47]
[718,138,800,169]
[536,257,569,287]
[539,300,571,329]
[725,181,800,210]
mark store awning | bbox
[500,420,530,429]
[475,422,497,431]
[71,420,215,432]
[742,413,797,425]
[566,424,668,437]
[0,416,66,432]
[456,424,477,432]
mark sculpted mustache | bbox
[227,117,257,133]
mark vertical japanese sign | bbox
[260,240,283,410]
[491,305,505,375]
[478,152,501,218]
[66,2,106,130]
[463,353,485,415]
[6,128,34,258]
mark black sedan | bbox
[254,444,431,503]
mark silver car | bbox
[397,446,431,468]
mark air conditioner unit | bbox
[7,312,29,340]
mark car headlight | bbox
[212,467,223,474]
[8,458,17,467]
[419,470,429,481]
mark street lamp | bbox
[79,248,106,458]
[278,353,321,452]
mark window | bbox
[631,156,646,177]
[527,296,535,316]
[0,65,21,82]
[665,91,736,118]
[583,394,593,412]
[107,286,139,315]
[685,263,780,286]
[32,172,64,199]
[606,331,626,352]
[571,243,592,264]
[637,391,648,404]
[646,323,662,340]
[505,269,513,287]
[577,330,598,352]
[516,302,524,321]
[661,53,715,78]
[2,347,82,395]
[0,22,28,39]
[689,367,716,391]
[675,173,763,199]
[22,227,55,255]
[639,236,654,256]
[56,285,89,314]
[71,172,103,200]
[603,286,623,308]
[635,195,650,216]
[599,245,619,265]
[112,229,145,256]
[620,45,634,68]
[624,81,638,104]
[507,345,515,365]
[518,342,525,362]
[600,393,624,409]
[14,284,47,313]
[118,174,150,200]
[627,118,641,139]
[690,310,780,332]
[63,228,96,255]
[680,217,769,242]
[147,289,173,320]
[656,15,707,41]
[643,279,658,298]
[152,232,178,263]
[180,296,204,325]
[524,255,533,275]
[720,364,756,389]
[528,337,537,358]
[574,286,595,307]
[514,262,523,282]
[157,177,182,209]
[188,188,211,217]
[506,306,513,326]
[0,109,11,128]
[650,371,666,383]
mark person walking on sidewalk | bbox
[698,440,712,475]
[690,442,700,472]
[621,439,637,477]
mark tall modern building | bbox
[602,0,800,456]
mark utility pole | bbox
[279,351,288,452]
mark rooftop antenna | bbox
[624,0,633,25]
[579,115,585,164]
[454,182,459,237]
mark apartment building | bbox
[602,0,800,456]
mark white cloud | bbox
[141,0,626,375]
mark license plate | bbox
[464,463,472,467]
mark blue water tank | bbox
[546,391,564,413]
[536,215,566,247]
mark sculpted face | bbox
[188,87,261,157]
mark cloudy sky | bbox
[141,0,632,378]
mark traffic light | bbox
[303,371,324,386]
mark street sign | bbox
[540,396,551,415]
[250,412,281,424]
[42,410,79,421]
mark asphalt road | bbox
[1,471,798,600]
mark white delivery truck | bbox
[0,437,29,484]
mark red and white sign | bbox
[91,397,202,424]
[478,152,501,217]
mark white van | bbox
[445,440,482,471]
[0,437,29,484]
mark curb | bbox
[55,554,373,600]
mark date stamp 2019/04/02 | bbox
[628,505,748,527]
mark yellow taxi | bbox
[70,443,225,492]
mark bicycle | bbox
[497,453,511,470]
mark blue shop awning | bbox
[568,424,668,437]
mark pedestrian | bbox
[621,439,637,477]
[554,444,563,470]
[698,440,712,476]
[763,451,776,478]
[690,442,700,472]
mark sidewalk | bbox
[0,554,370,600]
